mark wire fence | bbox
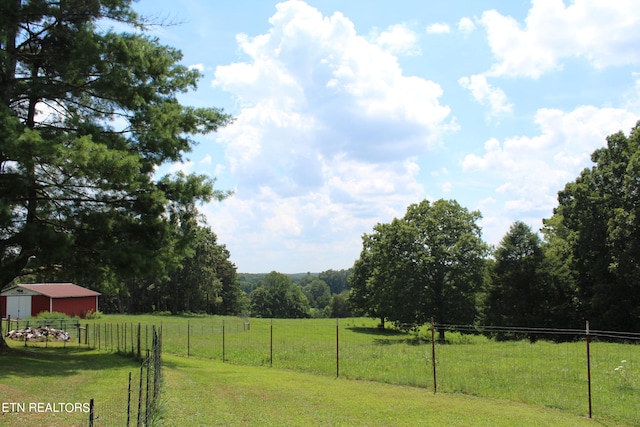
[2,316,638,424]
[1,317,164,427]
[2,317,90,347]
[89,326,163,427]
[150,318,639,425]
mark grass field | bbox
[2,314,639,425]
[0,346,139,427]
[0,345,619,427]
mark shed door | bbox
[6,296,31,319]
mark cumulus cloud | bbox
[480,0,640,78]
[426,23,451,34]
[372,23,421,56]
[462,106,638,214]
[209,0,452,271]
[457,17,476,35]
[458,74,513,117]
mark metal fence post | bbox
[137,363,144,427]
[431,317,437,394]
[336,318,339,378]
[127,371,132,427]
[145,349,151,426]
[586,320,592,419]
[89,398,94,427]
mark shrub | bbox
[34,311,72,320]
[84,309,103,319]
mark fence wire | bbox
[89,326,162,427]
[148,318,638,425]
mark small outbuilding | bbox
[0,283,101,319]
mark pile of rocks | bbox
[6,326,70,342]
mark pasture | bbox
[1,314,638,425]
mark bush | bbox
[34,311,72,320]
[84,309,103,319]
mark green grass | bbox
[4,314,639,425]
[157,354,610,427]
[0,345,140,427]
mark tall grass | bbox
[76,315,639,425]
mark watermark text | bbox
[2,402,90,413]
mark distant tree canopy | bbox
[250,272,310,318]
[349,199,489,340]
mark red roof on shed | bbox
[15,283,100,298]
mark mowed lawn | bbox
[157,354,611,427]
[0,344,627,426]
[0,345,140,427]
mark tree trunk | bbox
[0,307,8,349]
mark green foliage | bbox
[483,222,579,340]
[319,268,352,294]
[350,199,489,338]
[250,271,310,318]
[545,122,640,331]
[34,311,72,320]
[329,290,352,318]
[302,279,331,309]
[84,309,103,320]
[0,0,232,297]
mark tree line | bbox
[349,123,640,338]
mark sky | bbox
[129,0,640,273]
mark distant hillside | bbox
[237,270,351,295]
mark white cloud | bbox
[188,63,205,72]
[457,17,476,35]
[372,24,421,56]
[481,0,640,78]
[168,160,194,175]
[462,105,638,214]
[426,23,451,34]
[458,74,513,117]
[208,0,453,272]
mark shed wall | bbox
[52,296,97,317]
[31,295,50,317]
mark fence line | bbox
[89,325,162,427]
[2,316,637,424]
[151,317,638,424]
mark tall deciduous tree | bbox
[545,123,640,331]
[350,199,489,340]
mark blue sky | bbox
[130,0,640,273]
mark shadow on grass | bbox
[346,327,406,336]
[346,327,427,346]
[0,345,141,379]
